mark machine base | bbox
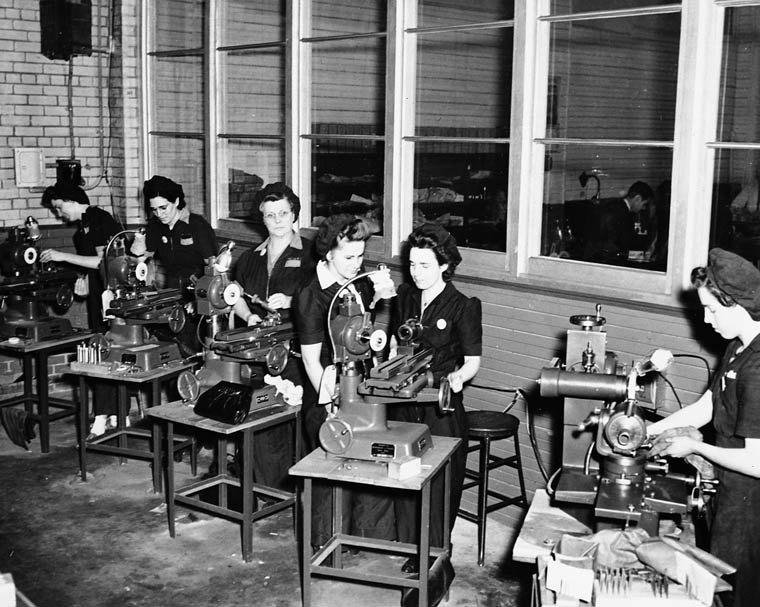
[340,420,433,463]
[105,340,183,371]
[0,317,74,341]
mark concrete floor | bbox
[0,413,532,607]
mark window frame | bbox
[142,0,749,310]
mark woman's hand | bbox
[267,293,292,310]
[447,371,465,393]
[247,313,262,326]
[40,249,65,263]
[649,426,703,458]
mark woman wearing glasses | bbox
[230,183,316,489]
[131,175,218,292]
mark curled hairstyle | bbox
[143,175,186,210]
[690,266,737,308]
[41,184,90,209]
[315,214,373,259]
[254,182,301,221]
[407,223,462,282]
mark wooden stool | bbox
[459,410,529,566]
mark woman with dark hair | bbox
[388,222,482,573]
[649,248,760,607]
[131,175,217,292]
[293,213,396,548]
[230,182,316,489]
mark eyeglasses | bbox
[263,210,292,221]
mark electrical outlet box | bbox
[638,371,667,410]
[14,147,46,188]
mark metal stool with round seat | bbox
[458,392,529,566]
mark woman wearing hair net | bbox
[388,222,482,574]
[649,248,760,607]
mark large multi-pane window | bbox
[143,1,760,307]
[145,0,208,217]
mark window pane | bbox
[541,145,671,270]
[311,38,385,135]
[311,1,385,37]
[221,0,285,47]
[414,142,508,252]
[150,137,207,217]
[154,0,205,51]
[418,0,513,28]
[549,13,680,140]
[416,28,512,135]
[221,49,285,135]
[548,1,676,16]
[711,150,760,266]
[223,139,285,220]
[716,7,760,144]
[152,57,205,133]
[311,139,383,234]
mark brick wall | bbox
[0,0,142,397]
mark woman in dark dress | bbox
[40,184,122,437]
[231,183,315,489]
[649,248,760,607]
[131,175,217,354]
[388,222,482,573]
[293,213,396,547]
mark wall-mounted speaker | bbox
[40,0,93,61]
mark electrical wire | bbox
[672,353,713,386]
[660,373,684,409]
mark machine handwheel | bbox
[438,376,454,414]
[55,283,74,309]
[168,305,186,334]
[176,370,200,403]
[319,418,353,455]
[89,334,111,361]
[265,343,289,375]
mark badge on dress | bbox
[180,237,194,246]
[161,236,168,244]
[437,318,447,330]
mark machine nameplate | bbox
[371,443,396,458]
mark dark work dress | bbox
[706,336,760,607]
[232,233,315,489]
[72,206,121,417]
[72,206,121,334]
[388,281,482,548]
[292,262,396,545]
[145,211,217,354]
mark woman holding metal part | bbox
[648,248,760,607]
[388,222,482,574]
[292,213,396,549]
[229,183,316,489]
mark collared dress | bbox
[388,280,482,547]
[232,232,316,489]
[73,206,121,417]
[293,261,396,545]
[706,335,760,607]
[72,206,121,333]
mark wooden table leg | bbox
[35,351,51,453]
[117,382,128,463]
[167,420,176,538]
[78,375,89,481]
[302,477,312,607]
[241,427,254,562]
[419,482,431,607]
[151,411,162,494]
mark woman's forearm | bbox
[647,390,713,436]
[301,343,324,392]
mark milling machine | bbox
[0,216,77,341]
[537,305,715,535]
[83,229,187,371]
[316,269,445,464]
[174,241,295,412]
